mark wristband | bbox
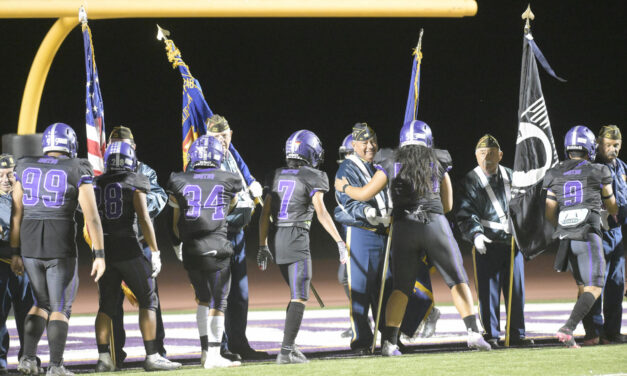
[342,183,350,193]
[92,249,105,259]
[602,192,614,200]
[10,247,20,256]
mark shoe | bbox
[381,340,402,357]
[509,337,535,346]
[46,365,74,376]
[467,330,491,351]
[276,345,309,365]
[420,307,441,338]
[582,337,600,346]
[341,328,354,338]
[487,338,500,348]
[351,347,373,356]
[18,356,40,375]
[556,327,580,348]
[143,354,182,371]
[94,354,116,372]
[236,348,269,360]
[601,333,627,344]
[220,349,242,362]
[202,349,241,369]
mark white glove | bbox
[600,209,610,231]
[376,215,391,227]
[249,181,263,199]
[151,251,162,278]
[337,241,349,264]
[365,207,378,226]
[473,234,492,255]
[173,243,183,262]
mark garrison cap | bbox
[109,126,135,143]
[206,114,230,133]
[475,134,500,150]
[598,125,621,140]
[0,154,15,168]
[352,122,376,141]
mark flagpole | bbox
[505,4,535,348]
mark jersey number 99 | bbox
[21,167,68,208]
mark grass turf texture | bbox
[98,344,627,376]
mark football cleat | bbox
[556,327,580,348]
[420,307,441,338]
[143,354,182,371]
[45,365,74,376]
[467,330,492,351]
[381,340,402,357]
[276,345,309,365]
[17,356,40,375]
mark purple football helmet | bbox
[285,130,324,168]
[337,133,354,163]
[187,135,224,170]
[564,125,596,161]
[42,123,78,158]
[105,141,137,172]
[399,120,433,148]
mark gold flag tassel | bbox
[411,28,424,120]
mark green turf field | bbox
[101,344,627,376]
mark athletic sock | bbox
[281,301,305,355]
[565,292,596,331]
[97,344,110,354]
[196,305,210,350]
[383,326,400,345]
[23,314,47,358]
[144,340,158,356]
[208,315,225,348]
[47,320,69,366]
[462,315,479,333]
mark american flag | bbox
[82,22,106,175]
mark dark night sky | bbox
[0,1,625,257]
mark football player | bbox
[543,125,617,348]
[93,142,181,372]
[257,130,348,364]
[336,121,491,355]
[10,123,106,375]
[167,135,242,369]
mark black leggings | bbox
[391,213,468,295]
[23,257,78,318]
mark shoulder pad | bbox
[435,149,452,172]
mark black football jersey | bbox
[94,171,150,239]
[269,166,329,225]
[167,168,243,246]
[15,156,94,221]
[543,159,612,213]
[391,149,452,215]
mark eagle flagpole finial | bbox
[78,5,87,25]
[156,24,171,41]
[522,4,535,34]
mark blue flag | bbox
[403,29,424,124]
[82,22,106,175]
[161,35,212,169]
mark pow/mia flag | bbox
[509,29,564,260]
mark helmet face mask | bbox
[187,135,224,170]
[42,123,78,158]
[564,125,596,161]
[399,120,433,148]
[105,141,137,172]
[285,130,325,168]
